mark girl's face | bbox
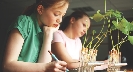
[72,16,90,37]
[37,3,69,28]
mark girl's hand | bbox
[104,60,108,64]
[45,61,67,72]
[43,25,59,41]
[43,25,60,34]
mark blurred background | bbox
[0,0,133,71]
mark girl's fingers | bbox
[54,61,67,71]
[54,68,65,72]
[57,61,67,67]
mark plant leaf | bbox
[110,25,117,30]
[92,10,104,22]
[128,36,133,45]
[129,21,133,31]
[112,18,131,35]
[92,30,96,35]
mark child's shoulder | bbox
[54,30,64,35]
[17,15,31,22]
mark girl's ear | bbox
[37,5,44,15]
[70,17,75,24]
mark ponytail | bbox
[22,0,42,16]
[59,16,71,31]
[21,3,36,16]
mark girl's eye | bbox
[54,14,58,16]
[83,24,86,27]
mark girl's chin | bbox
[80,34,84,37]
[43,25,52,27]
[79,34,83,37]
[43,24,47,26]
[80,35,83,37]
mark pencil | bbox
[48,50,69,72]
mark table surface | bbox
[68,66,133,72]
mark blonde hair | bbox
[22,0,69,15]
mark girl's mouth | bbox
[53,24,58,28]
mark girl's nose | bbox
[83,29,87,33]
[56,17,62,23]
[56,19,60,23]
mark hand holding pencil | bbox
[48,50,69,72]
[44,61,68,72]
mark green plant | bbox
[91,9,133,44]
[82,0,133,51]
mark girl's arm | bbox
[51,42,80,69]
[37,27,53,63]
[3,28,67,72]
[38,26,59,63]
[3,29,46,72]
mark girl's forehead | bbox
[81,16,90,23]
[51,2,69,9]
[82,16,90,27]
[50,3,68,13]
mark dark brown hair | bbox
[22,0,69,15]
[59,10,89,31]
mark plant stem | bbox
[82,21,90,48]
[113,36,128,48]
[83,36,87,48]
[92,31,107,49]
[95,32,107,49]
[105,0,106,13]
[117,30,119,52]
[86,20,107,48]
[113,39,127,49]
